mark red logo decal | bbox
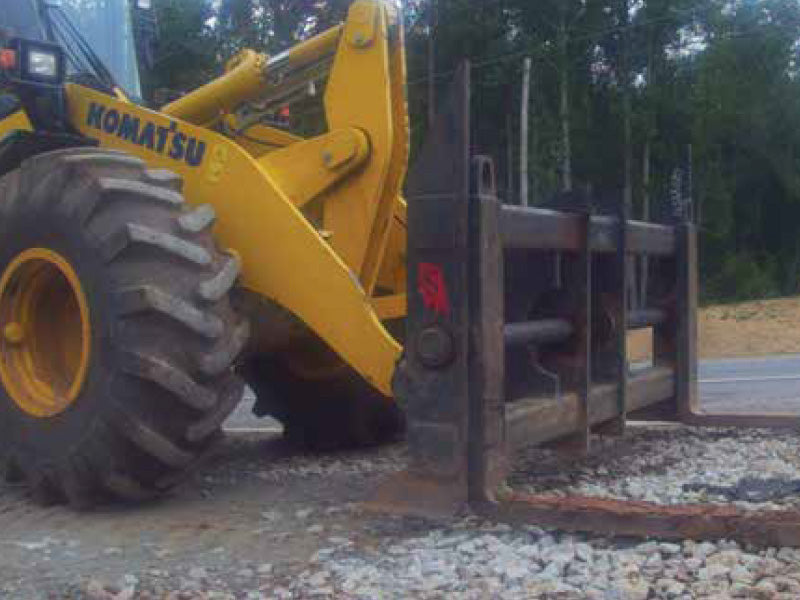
[418,262,450,317]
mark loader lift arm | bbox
[159,1,409,297]
[162,2,408,293]
[61,0,409,396]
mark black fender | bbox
[0,124,95,179]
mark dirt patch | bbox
[0,433,415,599]
[628,295,800,361]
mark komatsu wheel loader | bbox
[0,0,409,506]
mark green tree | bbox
[144,0,217,102]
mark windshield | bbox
[0,0,46,40]
[59,0,142,97]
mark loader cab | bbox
[1,0,151,101]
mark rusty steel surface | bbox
[499,206,676,256]
[477,493,800,548]
[628,308,667,329]
[367,470,471,518]
[506,366,674,449]
[504,318,574,348]
[390,60,474,511]
[682,411,800,429]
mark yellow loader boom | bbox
[62,0,409,397]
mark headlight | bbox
[2,38,66,86]
[27,49,58,79]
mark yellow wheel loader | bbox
[0,0,408,506]
[2,0,785,539]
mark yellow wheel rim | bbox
[0,248,91,418]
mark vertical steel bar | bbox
[577,212,592,450]
[630,219,682,423]
[370,62,473,516]
[676,222,699,419]
[556,211,592,452]
[469,158,507,504]
[617,206,629,428]
[599,204,629,434]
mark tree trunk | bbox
[559,11,572,193]
[506,109,514,204]
[520,57,532,206]
[620,0,632,211]
[640,137,651,306]
[619,0,636,308]
[531,69,540,205]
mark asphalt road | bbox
[223,355,800,432]
[700,355,800,414]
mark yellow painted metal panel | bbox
[371,293,406,320]
[231,123,302,158]
[0,110,32,138]
[66,85,401,395]
[162,50,269,125]
[259,128,369,209]
[268,25,343,72]
[360,18,410,293]
[377,198,407,295]
[322,0,394,277]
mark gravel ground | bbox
[2,425,800,599]
[511,424,800,510]
[287,520,800,600]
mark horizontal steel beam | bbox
[628,308,667,330]
[504,310,667,350]
[504,319,573,347]
[500,206,675,256]
[506,366,675,449]
[477,494,800,548]
[682,412,800,429]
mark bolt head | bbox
[3,322,24,345]
[416,325,454,369]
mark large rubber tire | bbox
[241,356,405,451]
[0,148,248,508]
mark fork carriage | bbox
[372,63,800,546]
